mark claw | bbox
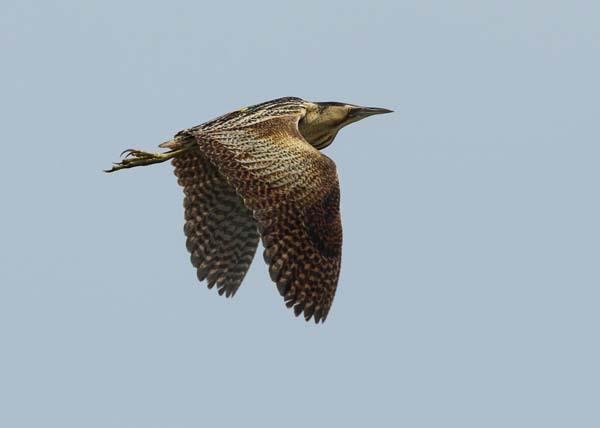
[120,148,135,158]
[119,149,154,161]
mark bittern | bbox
[106,97,392,323]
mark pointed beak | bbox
[348,106,394,120]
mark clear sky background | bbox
[1,1,599,427]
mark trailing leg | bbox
[104,148,186,173]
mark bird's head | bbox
[298,101,392,150]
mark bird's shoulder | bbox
[187,97,308,134]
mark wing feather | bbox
[185,113,343,322]
[172,149,260,297]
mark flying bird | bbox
[106,97,392,323]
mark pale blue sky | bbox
[1,1,599,427]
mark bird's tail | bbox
[159,139,180,149]
[159,133,191,150]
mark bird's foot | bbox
[104,148,184,173]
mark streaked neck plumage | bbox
[298,101,392,150]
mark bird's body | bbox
[106,97,391,323]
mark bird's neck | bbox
[298,119,340,150]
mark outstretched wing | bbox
[186,113,342,323]
[172,148,260,297]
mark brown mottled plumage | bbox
[106,97,391,323]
